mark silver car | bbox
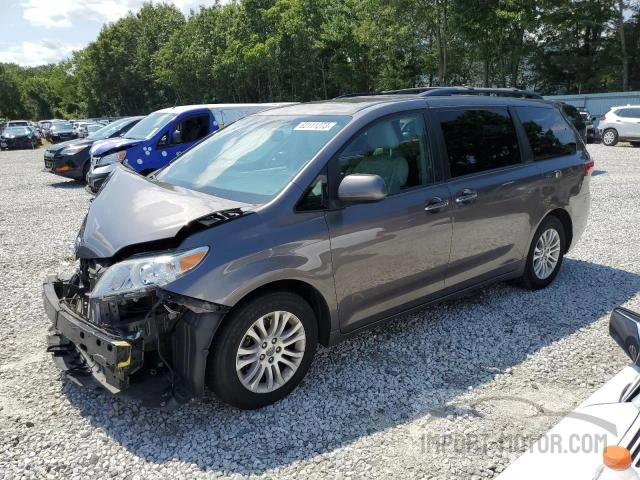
[599,105,640,147]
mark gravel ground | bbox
[1,144,639,479]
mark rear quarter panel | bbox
[531,151,590,251]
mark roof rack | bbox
[334,92,380,99]
[336,86,542,100]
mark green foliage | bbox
[0,0,638,120]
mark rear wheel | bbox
[602,129,618,146]
[519,216,566,290]
[206,291,318,409]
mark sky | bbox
[0,0,221,67]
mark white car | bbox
[599,106,640,147]
[498,307,640,479]
[72,121,89,137]
[78,123,100,138]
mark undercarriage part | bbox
[171,311,225,402]
[46,271,230,406]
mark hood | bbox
[46,138,94,154]
[76,167,251,259]
[90,137,143,157]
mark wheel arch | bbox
[529,208,573,255]
[546,208,573,253]
[223,279,333,347]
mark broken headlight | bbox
[90,247,209,299]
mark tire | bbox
[206,291,318,409]
[82,162,90,184]
[602,129,618,146]
[631,141,640,148]
[519,216,566,290]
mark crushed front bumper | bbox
[44,274,228,407]
[44,276,143,393]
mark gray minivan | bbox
[44,90,592,409]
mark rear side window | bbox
[617,108,640,118]
[515,106,577,161]
[437,108,521,178]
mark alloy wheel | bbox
[603,131,615,145]
[235,310,306,394]
[533,228,561,280]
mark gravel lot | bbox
[1,144,639,479]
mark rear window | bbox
[4,127,29,135]
[51,123,73,131]
[437,108,521,178]
[515,106,577,161]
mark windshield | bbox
[155,114,350,203]
[52,122,72,132]
[124,112,175,140]
[87,118,128,140]
[4,127,29,136]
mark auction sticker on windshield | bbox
[294,122,337,131]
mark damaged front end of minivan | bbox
[42,166,257,407]
[44,250,229,408]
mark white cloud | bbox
[20,0,221,29]
[0,39,82,66]
[6,1,226,66]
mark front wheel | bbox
[519,216,566,290]
[602,129,618,146]
[206,291,318,409]
[82,162,90,184]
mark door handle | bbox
[545,169,562,179]
[455,189,478,204]
[424,197,449,212]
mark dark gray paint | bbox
[78,95,591,345]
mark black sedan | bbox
[0,126,38,150]
[49,122,75,143]
[44,116,142,182]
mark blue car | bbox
[86,103,292,192]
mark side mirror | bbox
[173,129,182,144]
[338,174,387,203]
[610,307,640,364]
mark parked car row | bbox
[43,89,593,411]
[43,116,144,182]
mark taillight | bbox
[584,159,595,176]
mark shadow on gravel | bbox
[49,180,84,189]
[592,169,607,176]
[61,258,640,475]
